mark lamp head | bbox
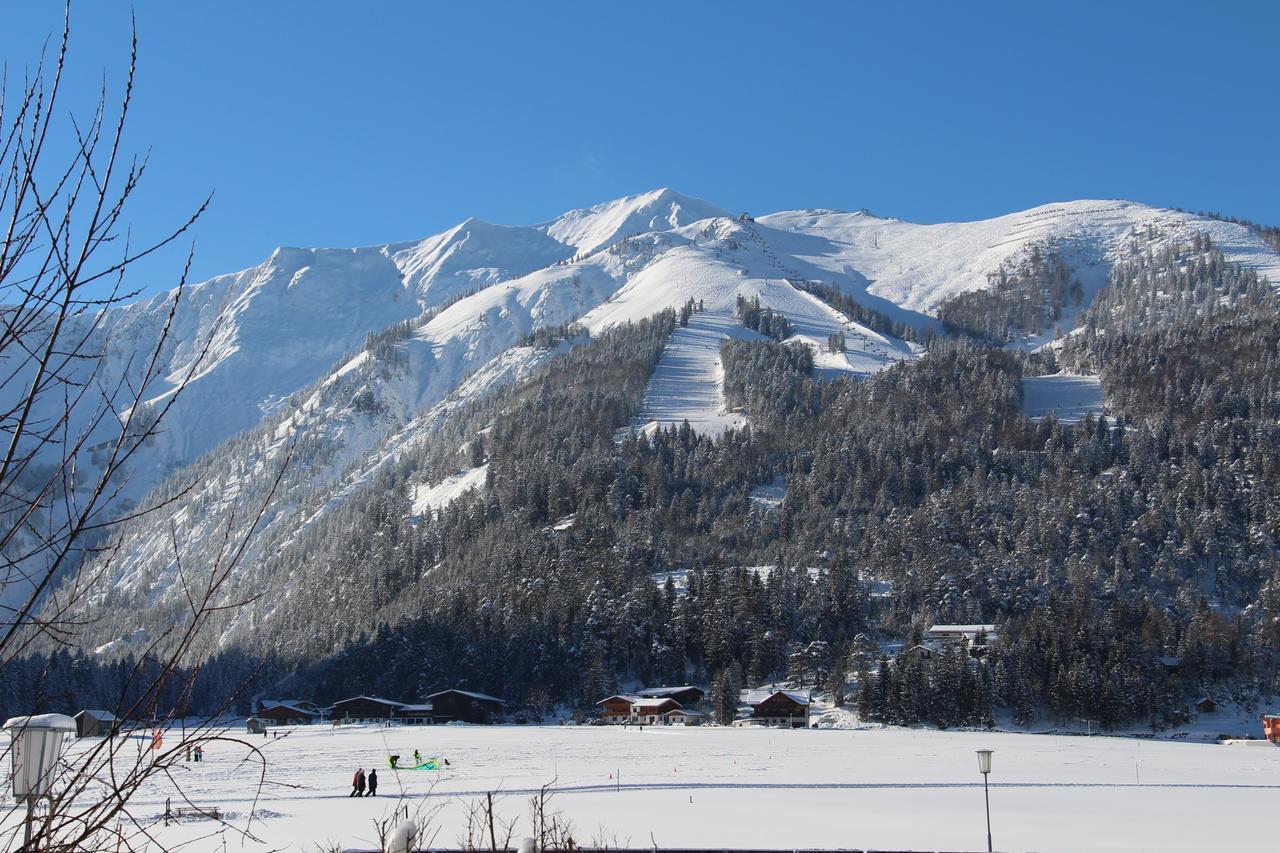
[976,748,994,775]
[4,714,75,802]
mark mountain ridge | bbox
[20,189,1280,650]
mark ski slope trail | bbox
[631,313,754,435]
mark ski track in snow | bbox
[632,314,753,435]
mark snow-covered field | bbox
[1022,374,1105,423]
[35,723,1280,852]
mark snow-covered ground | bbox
[1022,374,1105,422]
[631,314,751,435]
[411,466,489,515]
[25,723,1280,852]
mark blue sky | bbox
[4,1,1278,291]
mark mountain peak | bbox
[542,188,728,255]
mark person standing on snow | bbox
[350,768,366,797]
[367,768,378,796]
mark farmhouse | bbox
[632,697,681,724]
[744,689,811,728]
[258,698,319,715]
[74,709,118,738]
[1264,714,1280,744]
[330,696,405,721]
[257,701,317,725]
[596,695,643,723]
[425,689,506,724]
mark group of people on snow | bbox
[349,767,378,797]
[354,748,453,795]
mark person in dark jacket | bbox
[350,768,366,797]
[367,768,378,796]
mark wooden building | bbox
[257,698,319,716]
[246,717,268,735]
[1195,697,1217,714]
[596,695,642,724]
[632,697,681,724]
[330,696,405,721]
[74,709,118,738]
[744,689,811,728]
[258,702,316,725]
[1264,714,1280,744]
[662,708,704,726]
[398,703,434,724]
[425,690,506,724]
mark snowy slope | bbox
[383,218,572,309]
[46,189,1280,656]
[1022,374,1105,423]
[760,199,1280,316]
[582,216,916,433]
[23,193,1279,507]
[541,188,727,255]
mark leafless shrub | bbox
[0,4,289,850]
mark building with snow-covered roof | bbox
[257,701,317,725]
[632,697,681,723]
[397,703,434,724]
[743,689,811,728]
[596,695,644,724]
[923,624,998,646]
[257,698,319,715]
[425,689,506,724]
[662,708,704,725]
[330,696,405,721]
[74,709,118,738]
[636,685,705,706]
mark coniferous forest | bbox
[7,236,1280,733]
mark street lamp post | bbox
[4,714,75,850]
[976,748,994,853]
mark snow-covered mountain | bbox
[43,189,1280,656]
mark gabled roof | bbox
[332,695,405,708]
[398,703,434,712]
[744,689,811,706]
[261,697,317,709]
[426,689,506,705]
[664,708,705,717]
[260,701,316,716]
[596,694,643,706]
[75,709,117,721]
[637,685,704,698]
